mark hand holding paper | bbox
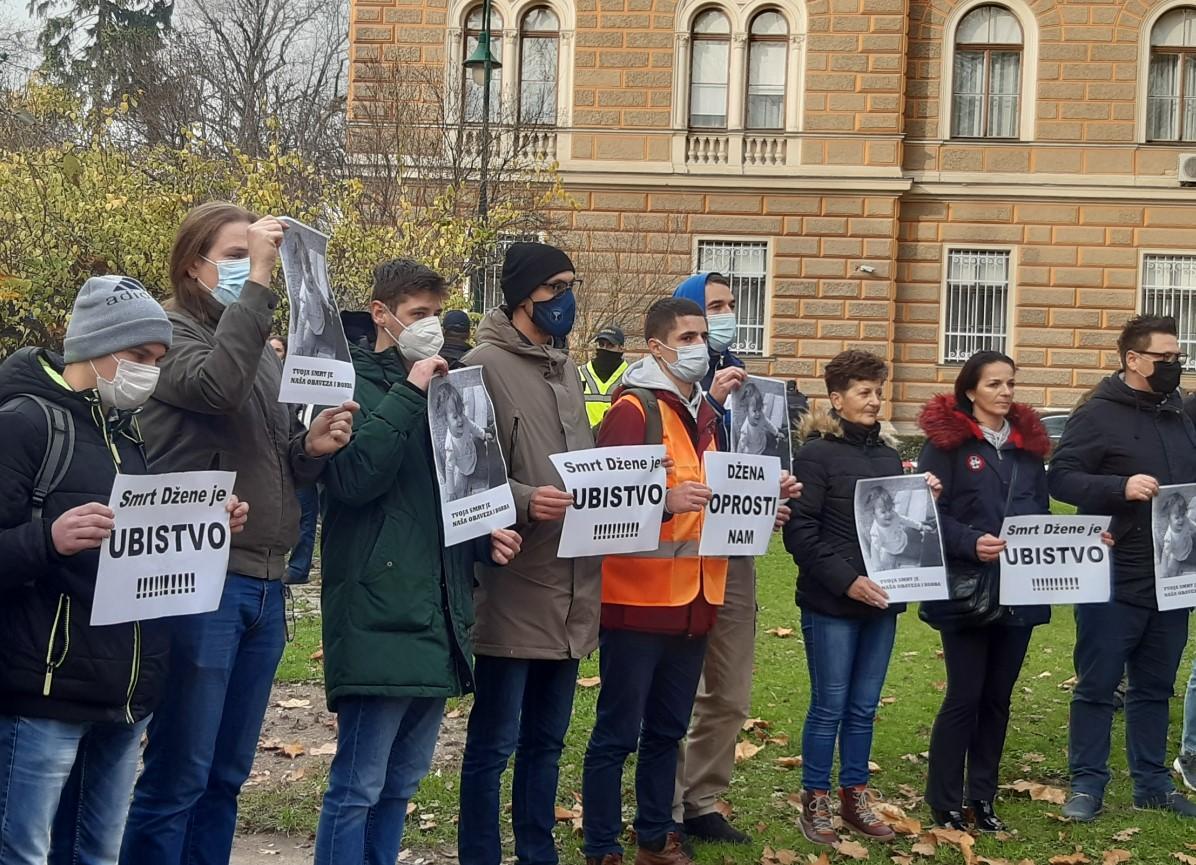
[530,486,574,522]
[976,533,1006,562]
[227,496,249,534]
[306,400,359,456]
[407,356,449,393]
[52,502,116,556]
[709,367,747,404]
[847,575,890,609]
[924,472,943,501]
[247,216,285,285]
[780,472,802,501]
[667,481,712,515]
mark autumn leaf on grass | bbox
[714,800,735,819]
[309,742,337,756]
[767,627,795,638]
[309,646,324,662]
[554,806,573,822]
[446,708,462,719]
[743,717,770,732]
[891,857,914,865]
[406,803,417,815]
[1049,851,1090,865]
[868,760,882,773]
[735,741,763,763]
[929,827,976,865]
[1022,753,1046,763]
[577,676,601,688]
[768,734,791,747]
[1059,675,1078,690]
[1102,851,1132,865]
[911,834,937,856]
[872,802,921,836]
[808,855,831,865]
[275,698,312,709]
[1173,855,1196,865]
[880,696,898,705]
[773,850,798,865]
[835,839,870,860]
[280,742,305,759]
[1112,829,1141,843]
[1001,779,1068,805]
[776,755,804,769]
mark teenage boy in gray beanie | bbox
[0,275,249,864]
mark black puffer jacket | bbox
[917,394,1052,629]
[1048,374,1196,608]
[0,348,169,723]
[784,409,907,619]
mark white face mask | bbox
[386,312,444,362]
[657,342,710,384]
[91,355,161,410]
[706,312,738,353]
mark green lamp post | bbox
[463,0,501,221]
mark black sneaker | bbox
[1134,790,1196,817]
[683,812,750,844]
[930,807,968,831]
[1176,753,1196,792]
[967,800,1007,833]
[1061,792,1102,823]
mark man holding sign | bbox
[0,277,248,864]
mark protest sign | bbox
[91,471,236,626]
[429,366,517,545]
[549,445,667,557]
[998,515,1112,605]
[699,451,780,557]
[854,474,949,603]
[1152,483,1196,611]
[729,375,792,473]
[277,217,355,405]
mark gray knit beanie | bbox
[62,276,174,363]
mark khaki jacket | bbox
[463,309,600,659]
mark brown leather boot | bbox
[798,789,839,846]
[633,833,693,865]
[586,855,625,865]
[838,785,896,842]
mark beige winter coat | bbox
[463,309,601,659]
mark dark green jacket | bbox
[320,344,478,709]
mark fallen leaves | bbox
[577,676,601,688]
[275,698,312,710]
[258,738,305,759]
[1112,829,1141,843]
[835,839,870,860]
[309,742,337,756]
[309,646,324,661]
[1173,855,1196,865]
[766,627,795,638]
[775,755,804,769]
[734,741,762,763]
[760,846,801,865]
[553,805,573,822]
[872,802,921,836]
[1102,851,1132,865]
[1001,779,1068,806]
[1049,852,1090,865]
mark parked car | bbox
[1040,411,1070,445]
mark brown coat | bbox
[462,309,600,659]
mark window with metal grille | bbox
[1142,254,1196,367]
[696,240,768,355]
[943,249,1011,363]
[1147,7,1196,142]
[472,232,542,312]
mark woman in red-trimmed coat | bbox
[916,351,1053,834]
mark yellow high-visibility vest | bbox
[579,360,628,427]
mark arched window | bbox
[519,7,559,125]
[463,6,504,123]
[1148,7,1196,141]
[746,10,787,130]
[951,4,1023,138]
[689,9,730,129]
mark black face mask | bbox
[592,348,624,380]
[1147,358,1183,395]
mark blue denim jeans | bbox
[582,629,707,857]
[800,610,898,791]
[458,655,580,865]
[0,714,148,865]
[119,574,286,865]
[315,696,446,865]
[1069,600,1190,801]
[286,485,320,585]
[1185,656,1196,757]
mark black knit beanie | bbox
[501,242,575,308]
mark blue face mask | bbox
[530,289,576,339]
[200,255,251,306]
[707,312,737,353]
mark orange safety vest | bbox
[601,392,728,608]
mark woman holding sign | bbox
[916,351,1053,833]
[121,203,357,865]
[784,350,941,848]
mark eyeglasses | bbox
[540,278,583,296]
[1135,350,1189,364]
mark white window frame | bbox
[1137,1,1196,143]
[939,0,1038,142]
[1139,249,1196,369]
[694,236,773,357]
[939,245,1015,364]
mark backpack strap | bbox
[2,395,76,521]
[622,387,663,446]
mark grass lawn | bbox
[254,532,1196,864]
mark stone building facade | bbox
[350,0,1196,428]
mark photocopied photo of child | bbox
[428,366,507,504]
[279,218,351,364]
[730,375,792,472]
[854,474,945,578]
[1153,486,1196,579]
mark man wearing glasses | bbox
[1049,314,1196,822]
[458,242,601,865]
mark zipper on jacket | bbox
[509,416,521,463]
[124,621,141,723]
[43,594,71,696]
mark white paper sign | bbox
[550,445,667,558]
[998,515,1112,605]
[278,217,355,405]
[1152,483,1196,610]
[699,451,780,557]
[428,366,517,545]
[91,471,236,626]
[854,474,949,603]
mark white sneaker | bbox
[1174,754,1196,792]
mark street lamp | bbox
[463,0,501,221]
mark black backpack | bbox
[3,394,76,520]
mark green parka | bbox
[320,343,481,710]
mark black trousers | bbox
[925,624,1034,810]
